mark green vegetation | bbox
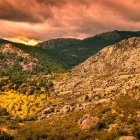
[0,75,53,95]
[0,42,64,95]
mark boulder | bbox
[79,116,99,130]
[61,105,73,114]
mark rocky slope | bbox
[40,37,140,118]
[16,37,140,140]
[53,37,140,94]
[73,37,140,77]
[38,30,140,68]
[0,44,37,71]
[0,42,63,94]
[0,42,63,76]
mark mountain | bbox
[1,34,140,140]
[37,38,81,68]
[0,39,11,44]
[38,30,140,69]
[54,37,140,99]
[0,42,64,75]
[14,37,140,140]
[39,38,81,49]
[0,42,64,95]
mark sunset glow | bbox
[4,37,39,46]
[0,0,140,45]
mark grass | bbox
[13,95,140,140]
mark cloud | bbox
[0,0,54,23]
[95,0,140,22]
[0,0,140,44]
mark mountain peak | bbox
[96,30,121,40]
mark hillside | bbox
[0,42,65,137]
[0,39,11,45]
[0,42,64,94]
[0,36,140,140]
[11,37,140,140]
[54,37,140,101]
[38,30,140,68]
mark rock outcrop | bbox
[38,38,80,49]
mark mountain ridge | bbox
[1,30,140,69]
[28,37,140,139]
[38,30,140,68]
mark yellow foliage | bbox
[0,90,48,120]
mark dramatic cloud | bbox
[0,0,140,45]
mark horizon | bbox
[2,29,140,46]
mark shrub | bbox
[0,108,9,116]
[132,125,140,139]
[17,57,24,62]
[0,91,48,120]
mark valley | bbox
[0,32,140,140]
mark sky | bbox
[0,0,140,45]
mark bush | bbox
[0,91,48,120]
[0,108,9,116]
[132,125,140,139]
[96,120,106,130]
[0,131,13,140]
[17,57,24,62]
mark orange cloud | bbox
[0,0,140,43]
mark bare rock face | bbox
[61,105,73,114]
[119,136,137,140]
